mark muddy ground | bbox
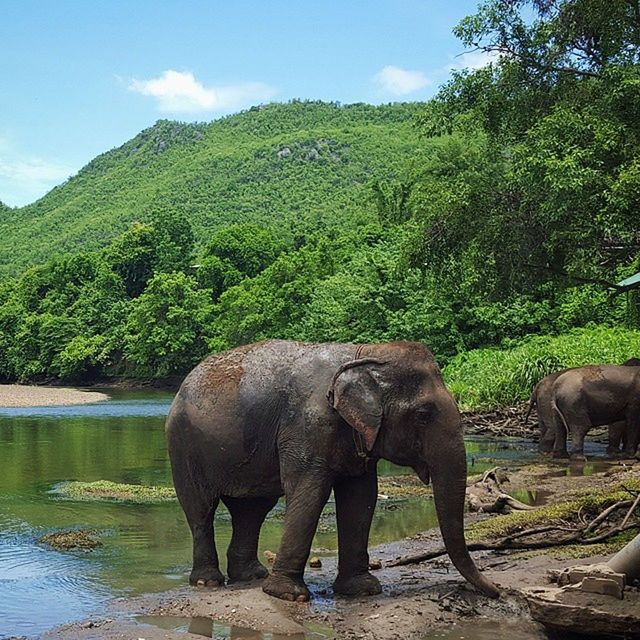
[33,458,640,640]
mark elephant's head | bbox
[328,342,499,599]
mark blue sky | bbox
[0,0,489,207]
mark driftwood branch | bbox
[467,467,535,514]
[388,498,640,568]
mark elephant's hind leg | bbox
[183,495,224,587]
[222,495,278,583]
[172,463,223,586]
[333,469,381,596]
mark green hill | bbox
[0,101,424,277]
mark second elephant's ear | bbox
[328,360,384,451]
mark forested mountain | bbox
[0,101,423,276]
[0,0,638,400]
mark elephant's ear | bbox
[328,358,385,451]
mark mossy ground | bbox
[467,477,640,554]
[55,480,176,504]
[378,475,432,498]
[39,529,102,551]
[54,475,431,505]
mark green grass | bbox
[445,326,640,411]
[54,480,177,504]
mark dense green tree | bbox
[202,223,285,278]
[410,0,640,309]
[124,272,213,378]
[209,238,336,350]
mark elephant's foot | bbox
[569,453,587,462]
[552,450,570,459]
[538,449,553,457]
[190,566,225,587]
[227,558,269,583]
[262,572,310,602]
[333,571,381,597]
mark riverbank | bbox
[0,384,109,407]
[39,459,640,640]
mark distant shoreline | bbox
[0,385,109,408]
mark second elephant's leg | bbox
[551,409,569,459]
[262,472,332,602]
[333,468,381,596]
[566,414,589,460]
[538,419,556,454]
[222,495,279,583]
[624,406,640,458]
[607,421,626,456]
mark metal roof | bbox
[617,271,640,290]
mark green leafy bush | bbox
[445,327,640,410]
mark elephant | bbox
[550,364,640,460]
[525,358,640,457]
[165,340,499,602]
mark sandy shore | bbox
[0,384,109,407]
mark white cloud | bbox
[128,70,277,113]
[0,157,72,183]
[449,49,500,71]
[0,140,73,206]
[374,65,431,96]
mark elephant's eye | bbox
[415,406,434,422]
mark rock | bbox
[263,550,277,564]
[369,559,382,570]
[309,556,322,568]
[277,147,291,158]
[580,576,624,600]
[556,563,625,591]
[524,585,640,637]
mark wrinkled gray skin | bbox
[526,358,640,457]
[551,364,640,460]
[166,340,499,602]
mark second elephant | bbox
[527,358,640,457]
[550,364,640,460]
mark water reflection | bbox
[136,615,334,639]
[425,619,549,639]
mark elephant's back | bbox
[554,365,636,416]
[165,340,353,497]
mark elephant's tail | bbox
[523,389,537,425]
[552,400,570,437]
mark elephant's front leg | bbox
[333,467,382,596]
[624,408,640,459]
[607,420,626,456]
[263,471,332,602]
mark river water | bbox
[0,390,544,638]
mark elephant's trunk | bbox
[425,425,500,599]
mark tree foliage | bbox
[0,3,638,385]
